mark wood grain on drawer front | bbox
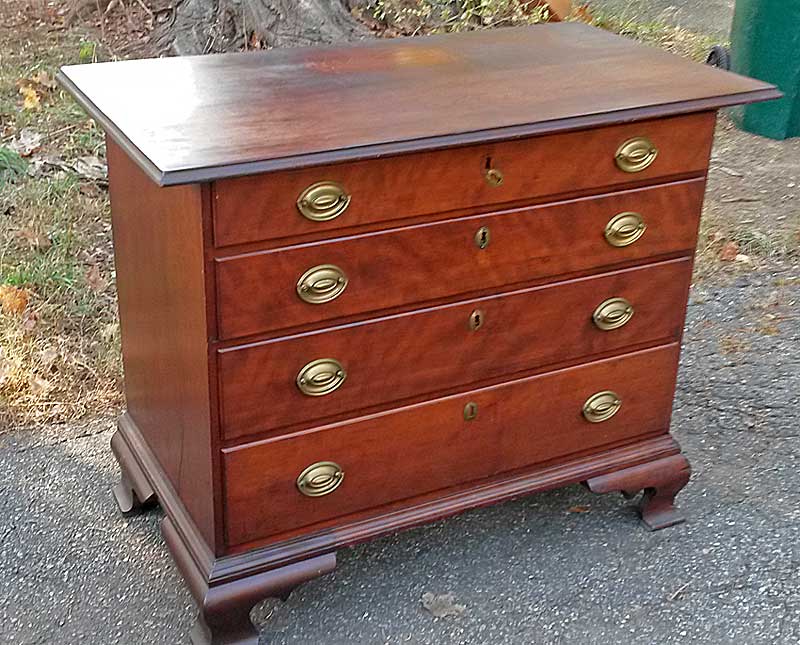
[223,343,681,547]
[218,258,692,441]
[212,112,715,247]
[216,179,704,340]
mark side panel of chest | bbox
[106,139,218,551]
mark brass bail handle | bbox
[604,212,646,247]
[582,390,622,423]
[296,264,348,304]
[296,358,347,396]
[296,461,345,497]
[615,137,658,173]
[297,181,351,221]
[593,297,635,331]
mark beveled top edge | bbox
[58,23,781,186]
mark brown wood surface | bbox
[218,258,691,440]
[107,138,217,550]
[223,343,681,546]
[216,178,704,339]
[58,24,778,186]
[213,114,714,247]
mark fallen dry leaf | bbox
[568,505,591,513]
[720,196,761,204]
[85,264,108,292]
[22,310,39,331]
[29,375,51,395]
[72,156,108,182]
[572,3,593,22]
[714,165,744,178]
[9,128,43,157]
[38,347,59,369]
[31,71,57,90]
[0,284,30,315]
[421,592,465,619]
[719,241,739,262]
[19,86,40,111]
[16,227,51,251]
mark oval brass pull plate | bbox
[296,358,347,396]
[468,309,485,331]
[296,461,344,497]
[463,401,479,421]
[475,226,491,249]
[485,168,504,187]
[583,390,622,423]
[604,212,647,247]
[297,264,348,304]
[593,297,634,331]
[615,137,658,173]
[297,181,351,221]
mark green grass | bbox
[0,3,119,427]
[587,10,723,62]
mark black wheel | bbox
[706,45,731,70]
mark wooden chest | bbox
[58,23,778,644]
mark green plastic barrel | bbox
[729,0,800,139]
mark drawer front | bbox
[216,179,704,340]
[223,344,681,547]
[218,258,691,440]
[213,112,715,247]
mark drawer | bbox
[212,112,715,248]
[218,258,692,441]
[216,179,704,340]
[223,343,681,547]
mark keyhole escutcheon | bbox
[468,309,485,331]
[475,226,491,250]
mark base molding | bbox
[112,413,690,643]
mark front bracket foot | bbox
[187,552,336,645]
[585,453,691,530]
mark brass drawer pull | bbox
[296,358,347,396]
[583,390,622,423]
[604,212,647,247]
[297,181,350,221]
[296,264,348,304]
[475,226,491,249]
[615,137,658,173]
[296,461,344,497]
[593,297,634,331]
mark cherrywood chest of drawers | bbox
[59,23,778,645]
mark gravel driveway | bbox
[1,268,798,644]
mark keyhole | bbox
[475,226,491,249]
[468,309,484,331]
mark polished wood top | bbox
[59,22,779,185]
